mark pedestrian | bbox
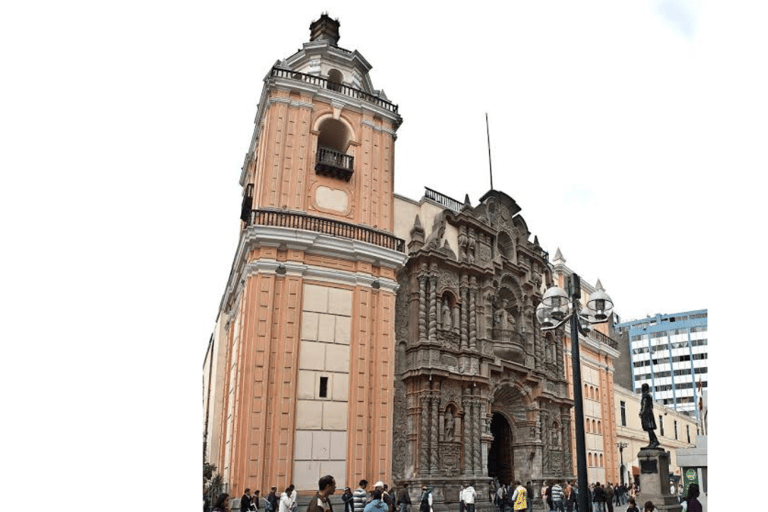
[266,487,278,512]
[540,482,549,511]
[625,498,639,512]
[592,483,605,512]
[280,486,295,512]
[365,491,387,512]
[398,483,411,512]
[461,482,476,512]
[307,475,336,512]
[375,482,393,512]
[354,481,369,512]
[213,493,230,512]
[342,487,355,512]
[525,482,534,512]
[551,481,564,512]
[253,491,261,511]
[459,484,466,512]
[242,488,254,512]
[566,482,577,512]
[510,481,527,512]
[419,486,433,512]
[642,501,656,512]
[684,483,702,512]
[605,483,614,512]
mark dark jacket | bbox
[399,490,412,505]
[342,492,355,512]
[242,495,253,512]
[307,493,334,512]
[592,487,605,503]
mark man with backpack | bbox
[266,487,278,512]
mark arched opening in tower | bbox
[487,412,514,485]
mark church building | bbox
[203,14,620,507]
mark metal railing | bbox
[246,209,405,253]
[315,147,354,181]
[270,67,398,113]
[424,187,463,212]
[590,328,619,349]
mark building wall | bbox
[613,384,697,484]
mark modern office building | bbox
[615,310,708,421]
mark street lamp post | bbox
[616,442,628,486]
[537,274,614,512]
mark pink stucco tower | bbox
[203,14,406,496]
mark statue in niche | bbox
[458,225,468,262]
[445,410,455,441]
[467,228,476,263]
[442,297,452,330]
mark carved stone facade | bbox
[392,190,575,507]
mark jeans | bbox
[400,505,410,512]
[553,500,565,512]
[593,502,605,512]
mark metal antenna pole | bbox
[486,113,494,190]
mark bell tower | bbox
[212,14,405,497]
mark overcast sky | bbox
[1,0,764,507]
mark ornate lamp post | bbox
[616,442,628,486]
[536,274,614,512]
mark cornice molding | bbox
[220,225,407,313]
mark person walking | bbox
[566,482,577,512]
[365,491,388,512]
[592,483,605,512]
[354,481,369,512]
[510,482,527,512]
[684,484,702,512]
[242,489,254,512]
[267,488,279,512]
[280,486,295,512]
[398,483,411,512]
[625,498,639,512]
[642,502,656,512]
[213,493,230,512]
[461,483,476,512]
[525,482,533,512]
[604,484,614,512]
[458,484,466,512]
[419,486,433,512]
[342,488,355,512]
[551,481,564,512]
[307,475,336,512]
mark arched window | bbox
[327,68,344,91]
[315,117,354,181]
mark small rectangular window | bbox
[319,376,329,398]
[620,401,627,426]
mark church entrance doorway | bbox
[487,412,513,485]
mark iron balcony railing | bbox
[315,147,354,181]
[590,328,619,350]
[269,67,399,114]
[245,208,405,253]
[424,187,463,213]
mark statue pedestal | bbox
[637,448,682,512]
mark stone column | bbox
[469,276,477,351]
[463,395,472,475]
[418,275,427,341]
[430,395,439,475]
[473,399,482,475]
[556,335,564,380]
[428,275,437,342]
[460,276,468,350]
[420,394,429,475]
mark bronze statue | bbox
[639,383,660,449]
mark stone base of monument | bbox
[636,448,682,512]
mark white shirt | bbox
[461,487,476,504]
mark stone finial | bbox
[309,13,340,45]
[595,278,604,291]
[408,214,425,253]
[553,247,565,264]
